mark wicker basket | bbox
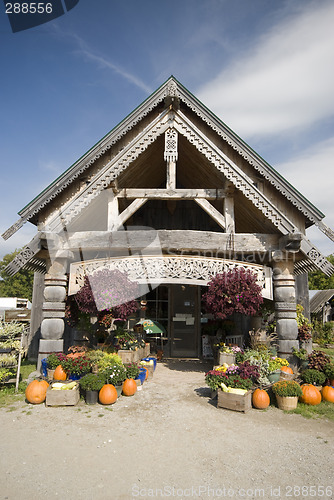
[276,395,298,410]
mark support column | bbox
[37,251,71,370]
[273,259,299,369]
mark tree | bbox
[308,254,334,290]
[0,249,34,301]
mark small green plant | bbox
[0,321,24,351]
[79,373,105,391]
[272,380,303,397]
[312,320,334,345]
[124,362,140,379]
[324,363,334,380]
[46,353,62,369]
[292,347,308,360]
[102,363,126,386]
[300,369,326,386]
[0,354,17,367]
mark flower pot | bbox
[69,373,82,381]
[115,385,123,397]
[276,395,298,411]
[85,390,99,405]
[268,370,281,383]
[136,369,146,385]
[47,368,55,381]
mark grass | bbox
[288,401,334,421]
[0,359,36,407]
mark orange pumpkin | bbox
[252,388,270,409]
[300,384,321,405]
[122,378,137,396]
[281,366,293,374]
[53,365,67,381]
[322,385,334,403]
[25,380,49,404]
[99,384,118,405]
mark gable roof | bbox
[310,289,334,314]
[1,76,329,241]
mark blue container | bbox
[136,369,146,385]
[69,373,81,380]
[146,357,157,371]
[41,358,47,377]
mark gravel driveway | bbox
[0,359,333,500]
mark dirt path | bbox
[0,360,333,500]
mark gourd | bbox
[25,380,49,404]
[281,366,293,374]
[299,384,321,405]
[99,384,118,405]
[252,388,270,409]
[122,378,137,396]
[322,385,334,403]
[53,365,67,381]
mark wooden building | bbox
[2,77,334,365]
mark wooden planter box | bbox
[118,347,147,364]
[45,382,80,406]
[217,389,252,413]
[144,343,150,357]
[218,352,236,366]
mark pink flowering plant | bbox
[202,268,263,320]
[75,269,139,321]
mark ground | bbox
[0,360,333,500]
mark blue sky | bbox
[0,0,333,259]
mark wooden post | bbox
[108,193,119,231]
[224,182,235,233]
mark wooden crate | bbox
[217,389,252,413]
[45,382,80,406]
[218,352,236,366]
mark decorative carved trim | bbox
[300,236,334,276]
[164,128,178,162]
[316,221,334,243]
[68,254,273,300]
[4,234,42,276]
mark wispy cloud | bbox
[276,135,334,255]
[197,2,334,139]
[52,26,151,94]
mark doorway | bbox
[170,284,199,357]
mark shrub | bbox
[308,350,330,372]
[300,369,326,386]
[272,380,303,397]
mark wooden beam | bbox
[44,230,280,253]
[195,199,226,230]
[166,161,176,190]
[118,198,147,226]
[224,196,235,233]
[117,188,225,199]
